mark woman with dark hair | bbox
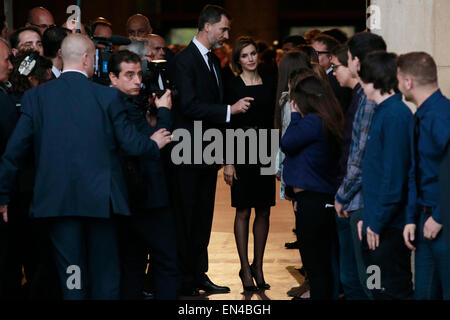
[223,36,276,292]
[281,71,344,300]
[297,45,319,64]
[9,50,52,103]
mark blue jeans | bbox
[415,213,450,300]
[336,212,369,299]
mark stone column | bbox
[371,0,450,97]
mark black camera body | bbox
[91,35,132,86]
[92,39,112,86]
[140,59,177,112]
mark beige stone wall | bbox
[371,0,450,98]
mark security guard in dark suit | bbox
[0,34,172,300]
[108,50,179,300]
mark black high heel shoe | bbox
[239,269,258,292]
[250,264,271,290]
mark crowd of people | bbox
[0,4,449,301]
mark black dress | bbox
[224,75,276,208]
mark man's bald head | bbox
[126,14,152,39]
[26,7,55,35]
[61,34,95,77]
[146,34,166,60]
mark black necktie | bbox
[207,51,219,88]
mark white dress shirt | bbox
[52,65,61,78]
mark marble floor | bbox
[181,169,306,300]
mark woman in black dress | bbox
[224,36,276,292]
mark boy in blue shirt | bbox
[358,51,414,299]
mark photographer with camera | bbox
[108,50,179,300]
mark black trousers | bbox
[47,216,120,300]
[116,207,179,300]
[0,195,60,300]
[361,227,413,300]
[293,190,337,300]
[172,166,218,289]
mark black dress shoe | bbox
[198,275,230,294]
[285,240,300,249]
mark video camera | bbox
[140,59,177,112]
[91,35,131,85]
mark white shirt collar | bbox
[193,36,210,56]
[52,65,61,78]
[62,69,88,78]
[326,67,333,75]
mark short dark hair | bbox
[9,27,41,49]
[331,44,349,67]
[231,36,257,74]
[397,52,438,86]
[108,50,142,78]
[347,32,386,62]
[43,26,69,58]
[312,34,339,52]
[323,28,348,44]
[282,35,306,47]
[359,51,398,95]
[198,5,231,31]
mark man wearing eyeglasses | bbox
[312,33,352,114]
[25,7,55,35]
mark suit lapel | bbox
[188,42,223,102]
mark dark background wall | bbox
[4,0,367,44]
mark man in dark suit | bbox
[108,50,179,300]
[171,5,252,296]
[0,34,172,300]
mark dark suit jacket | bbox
[0,71,160,219]
[441,144,450,245]
[171,41,227,168]
[121,99,172,210]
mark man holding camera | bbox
[108,50,179,300]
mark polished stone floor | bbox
[182,169,306,300]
